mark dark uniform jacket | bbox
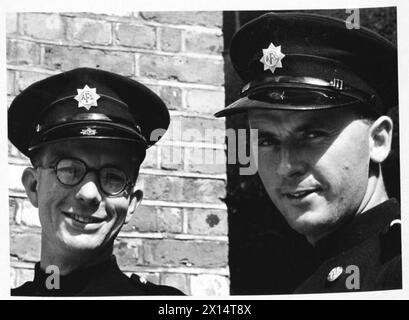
[294,199,401,293]
[11,255,184,296]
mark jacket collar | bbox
[32,255,120,296]
[314,198,400,262]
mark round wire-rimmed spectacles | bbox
[40,158,134,196]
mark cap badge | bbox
[74,85,101,110]
[80,127,97,136]
[260,42,285,74]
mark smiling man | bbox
[9,68,183,296]
[215,13,401,292]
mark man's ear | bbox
[369,116,393,164]
[125,189,143,224]
[22,167,39,208]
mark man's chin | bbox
[59,234,105,253]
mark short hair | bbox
[349,104,380,124]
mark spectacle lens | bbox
[100,168,128,195]
[54,158,129,196]
[56,159,86,185]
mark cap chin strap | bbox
[241,76,377,107]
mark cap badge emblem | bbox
[74,85,100,110]
[260,42,285,74]
[80,127,97,136]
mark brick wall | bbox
[7,11,228,296]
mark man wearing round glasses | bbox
[9,68,183,296]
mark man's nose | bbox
[276,143,307,178]
[75,172,103,207]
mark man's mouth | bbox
[282,188,322,199]
[62,212,105,224]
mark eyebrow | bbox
[47,150,69,161]
[256,115,338,136]
[257,129,278,137]
[42,147,83,167]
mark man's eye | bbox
[258,136,279,147]
[105,173,124,183]
[304,130,328,139]
[59,166,75,175]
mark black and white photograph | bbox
[3,0,408,304]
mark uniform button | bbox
[327,266,344,282]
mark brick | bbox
[9,162,28,192]
[114,238,144,269]
[160,27,182,52]
[190,274,230,296]
[10,232,41,262]
[163,119,183,142]
[15,268,35,288]
[161,146,183,171]
[8,141,29,162]
[185,31,223,55]
[143,239,228,267]
[140,273,160,285]
[140,145,158,169]
[121,205,157,232]
[161,273,189,294]
[43,45,134,76]
[115,23,155,49]
[157,207,183,233]
[186,89,225,115]
[159,86,182,109]
[183,178,226,203]
[128,272,160,285]
[16,197,41,228]
[7,39,41,65]
[185,147,226,174]
[66,17,112,45]
[186,208,227,236]
[15,71,51,93]
[9,197,17,225]
[139,174,184,202]
[6,13,18,35]
[140,83,160,95]
[63,12,136,21]
[10,266,17,288]
[8,163,26,194]
[7,10,230,287]
[8,96,15,109]
[140,11,222,28]
[139,55,223,86]
[20,13,65,41]
[177,117,226,144]
[7,70,15,96]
